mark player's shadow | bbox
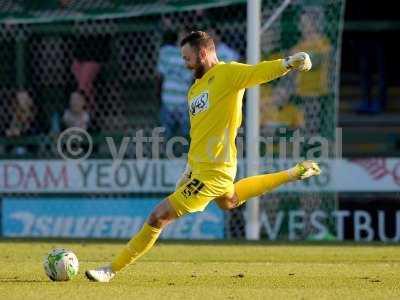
[0,278,48,283]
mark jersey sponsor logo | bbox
[189,91,209,116]
[181,178,205,198]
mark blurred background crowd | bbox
[0,0,398,159]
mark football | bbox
[43,248,79,281]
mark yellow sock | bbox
[111,223,161,272]
[234,170,292,206]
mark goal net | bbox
[230,0,345,240]
[0,0,345,240]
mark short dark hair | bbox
[180,31,215,52]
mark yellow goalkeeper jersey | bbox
[187,59,289,180]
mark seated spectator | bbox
[5,90,40,156]
[6,90,39,137]
[62,91,90,130]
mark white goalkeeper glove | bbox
[283,52,312,71]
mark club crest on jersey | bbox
[189,91,209,116]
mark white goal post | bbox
[245,0,261,240]
[245,0,293,240]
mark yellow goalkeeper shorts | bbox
[168,166,234,217]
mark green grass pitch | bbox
[0,240,399,299]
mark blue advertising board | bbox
[2,198,224,239]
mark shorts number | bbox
[181,179,205,198]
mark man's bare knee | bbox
[216,201,232,211]
[216,193,239,211]
[148,210,170,228]
[147,198,178,228]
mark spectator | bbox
[5,90,40,156]
[291,7,332,136]
[6,90,39,138]
[71,28,111,112]
[62,0,111,113]
[157,29,192,139]
[62,91,90,130]
[292,7,332,98]
[208,28,240,62]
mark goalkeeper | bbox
[86,31,320,282]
